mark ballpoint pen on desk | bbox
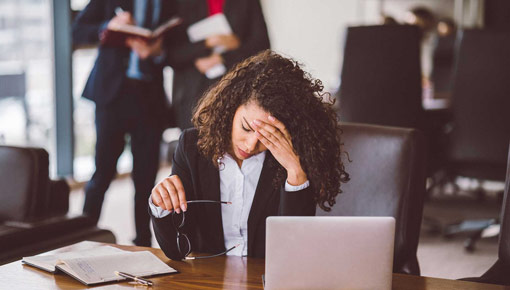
[115,271,154,286]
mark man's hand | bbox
[107,12,135,29]
[127,37,163,59]
[194,53,223,74]
[205,34,240,51]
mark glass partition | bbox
[0,0,56,171]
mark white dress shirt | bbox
[149,151,309,256]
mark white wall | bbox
[261,0,365,93]
[260,0,458,93]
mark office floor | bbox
[69,169,501,280]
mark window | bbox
[0,0,56,171]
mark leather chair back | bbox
[317,122,427,275]
[448,29,510,181]
[0,146,49,221]
[338,25,424,129]
[0,146,68,222]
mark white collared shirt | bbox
[219,151,266,256]
[149,151,309,256]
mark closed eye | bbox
[241,124,251,132]
[242,117,255,132]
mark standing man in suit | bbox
[72,0,177,246]
[165,0,270,130]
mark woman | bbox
[150,50,349,260]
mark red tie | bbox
[207,0,224,16]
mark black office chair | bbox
[439,30,510,250]
[317,122,427,275]
[445,29,510,183]
[338,25,424,129]
[336,25,444,176]
[461,145,510,286]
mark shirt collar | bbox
[223,151,266,166]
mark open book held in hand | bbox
[22,245,177,285]
[101,16,182,47]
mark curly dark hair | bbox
[192,50,349,211]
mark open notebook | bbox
[101,16,182,47]
[22,245,177,285]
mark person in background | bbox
[436,18,456,37]
[404,6,437,37]
[404,6,437,91]
[149,50,350,260]
[165,0,270,130]
[72,0,177,246]
[431,18,457,95]
[381,14,399,25]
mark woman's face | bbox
[230,101,269,164]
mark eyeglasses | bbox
[172,200,239,260]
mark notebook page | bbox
[22,246,124,272]
[57,251,176,285]
[187,13,232,43]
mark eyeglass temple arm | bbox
[185,244,240,260]
[185,200,232,204]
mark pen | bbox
[114,271,154,286]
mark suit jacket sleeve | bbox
[221,0,270,69]
[164,28,212,69]
[150,130,196,260]
[72,0,109,45]
[278,185,316,216]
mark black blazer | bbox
[164,0,270,129]
[151,129,315,260]
[72,0,177,107]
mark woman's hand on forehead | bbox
[251,116,307,185]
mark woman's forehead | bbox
[236,101,270,120]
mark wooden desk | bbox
[1,242,509,290]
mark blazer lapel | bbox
[158,0,176,25]
[223,0,238,34]
[198,157,225,249]
[247,155,278,249]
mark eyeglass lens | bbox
[172,211,190,257]
[170,200,232,259]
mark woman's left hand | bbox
[251,116,308,186]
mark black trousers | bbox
[83,79,164,246]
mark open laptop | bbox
[265,216,395,290]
